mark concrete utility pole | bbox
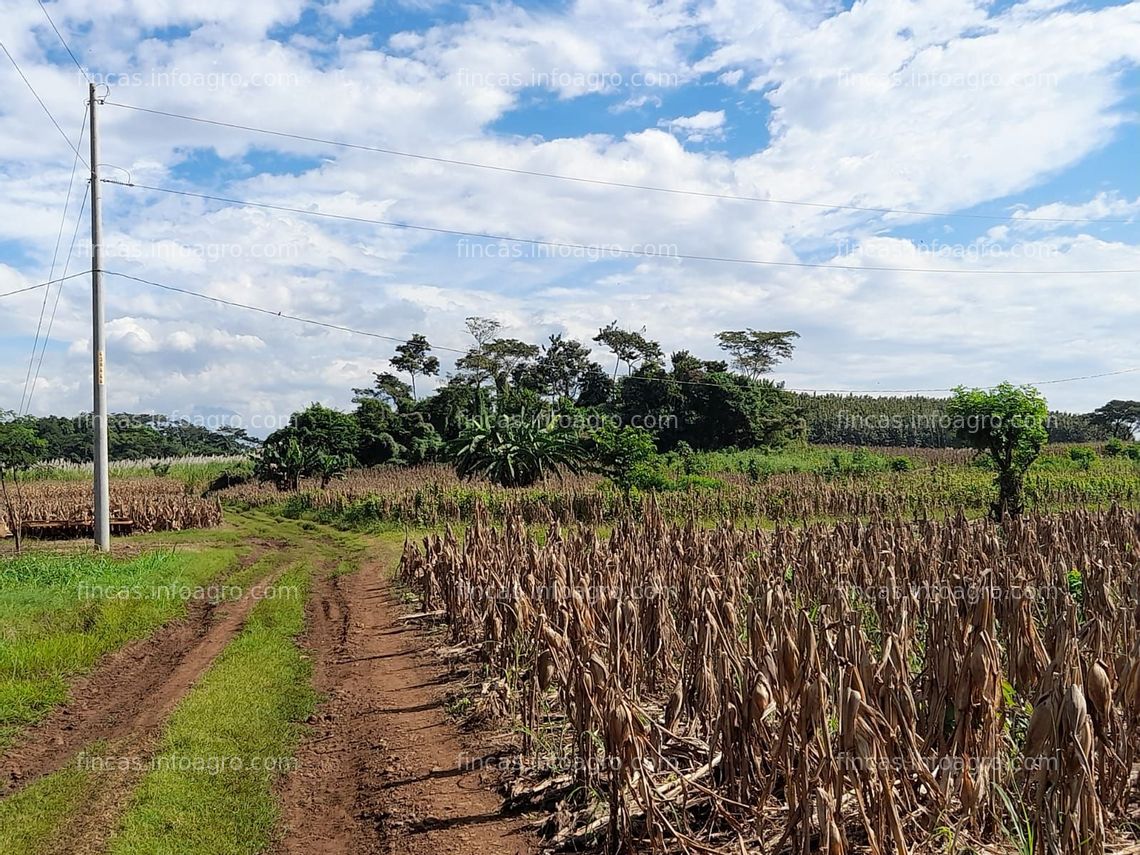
[89,82,110,551]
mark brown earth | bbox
[273,555,539,855]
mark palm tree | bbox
[449,412,586,487]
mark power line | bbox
[35,0,89,81]
[24,186,90,414]
[21,103,88,415]
[103,270,470,353]
[102,100,1136,226]
[0,271,88,300]
[0,38,89,166]
[104,180,1140,276]
[104,268,1140,395]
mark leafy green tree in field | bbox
[449,412,586,487]
[416,381,490,442]
[947,383,1049,521]
[589,423,661,494]
[0,413,47,551]
[258,404,361,489]
[1090,400,1140,439]
[575,362,614,408]
[715,329,799,379]
[288,404,360,459]
[255,435,316,491]
[389,334,440,400]
[456,337,541,394]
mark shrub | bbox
[1068,446,1098,470]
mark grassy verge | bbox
[107,561,317,855]
[0,763,94,855]
[0,548,238,748]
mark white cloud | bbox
[1010,193,1140,232]
[1,0,1139,423]
[658,109,727,142]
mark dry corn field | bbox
[220,462,1140,527]
[1,478,222,537]
[399,504,1140,854]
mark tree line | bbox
[795,393,1133,446]
[253,320,805,488]
[0,412,256,462]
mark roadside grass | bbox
[0,548,238,749]
[0,761,94,855]
[107,561,317,855]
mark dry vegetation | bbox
[220,459,1140,527]
[1,478,222,538]
[400,503,1140,853]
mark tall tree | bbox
[465,316,501,349]
[389,334,440,400]
[454,317,504,389]
[1090,400,1140,439]
[354,372,414,410]
[528,334,595,400]
[593,322,663,379]
[715,329,800,379]
[485,339,540,393]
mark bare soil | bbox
[273,559,538,855]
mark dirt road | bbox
[274,554,537,854]
[0,523,538,854]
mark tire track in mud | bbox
[273,554,538,855]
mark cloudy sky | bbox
[1,0,1138,431]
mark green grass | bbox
[107,561,317,855]
[24,457,253,493]
[0,763,94,855]
[0,548,238,748]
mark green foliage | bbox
[449,413,587,487]
[257,404,362,490]
[389,333,440,399]
[1068,445,1098,470]
[254,436,315,491]
[516,334,611,407]
[1090,399,1140,439]
[1105,437,1126,457]
[715,329,799,378]
[11,413,255,462]
[590,424,661,493]
[947,383,1050,520]
[287,404,360,460]
[826,447,890,477]
[0,419,46,475]
[796,393,1112,447]
[889,455,915,472]
[593,322,663,377]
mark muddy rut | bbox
[274,560,538,855]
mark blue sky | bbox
[1,0,1138,428]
